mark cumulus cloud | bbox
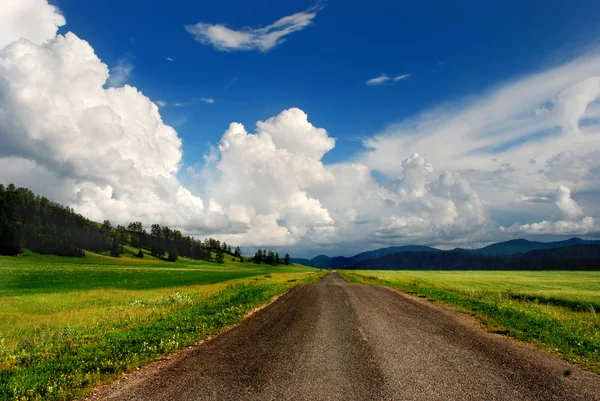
[194,116,488,249]
[199,111,335,246]
[377,155,486,239]
[0,4,229,233]
[554,185,583,219]
[0,0,65,48]
[255,108,335,159]
[185,5,321,52]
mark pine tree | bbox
[266,250,275,265]
[110,235,121,257]
[167,242,178,262]
[284,253,291,265]
[137,249,144,258]
[216,248,224,263]
[275,252,280,265]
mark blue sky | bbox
[2,0,600,256]
[53,0,600,167]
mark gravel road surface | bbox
[95,272,600,400]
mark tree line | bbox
[253,249,291,266]
[121,221,244,263]
[0,184,293,265]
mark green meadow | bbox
[340,270,600,373]
[0,251,319,401]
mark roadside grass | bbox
[340,270,600,374]
[0,254,320,400]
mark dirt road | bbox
[96,272,600,400]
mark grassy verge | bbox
[0,253,322,400]
[340,270,600,374]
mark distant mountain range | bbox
[292,245,440,269]
[292,238,600,270]
[456,237,598,256]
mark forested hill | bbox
[0,183,238,260]
[0,184,106,256]
[344,244,600,271]
[0,184,292,265]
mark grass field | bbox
[0,251,319,400]
[340,270,600,374]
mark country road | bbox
[95,272,600,400]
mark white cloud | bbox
[256,108,335,159]
[366,73,411,86]
[394,74,411,81]
[155,100,167,107]
[198,112,335,246]
[362,55,600,175]
[499,184,596,236]
[554,185,583,219]
[3,0,600,255]
[376,154,486,239]
[192,112,488,248]
[166,57,173,61]
[360,52,600,237]
[106,58,134,87]
[0,0,65,48]
[0,3,230,234]
[174,98,214,107]
[501,217,596,236]
[185,5,321,52]
[366,74,390,86]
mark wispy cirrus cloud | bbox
[185,5,322,52]
[106,58,134,88]
[174,97,215,107]
[393,74,410,82]
[366,73,411,86]
[155,100,167,107]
